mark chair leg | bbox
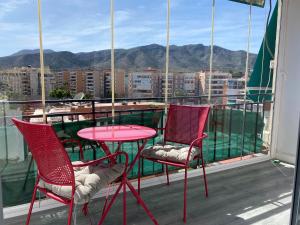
[201,158,208,198]
[123,181,127,225]
[166,165,170,185]
[25,185,38,225]
[67,200,74,225]
[98,182,124,225]
[183,168,188,223]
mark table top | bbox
[77,125,157,142]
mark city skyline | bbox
[0,0,275,57]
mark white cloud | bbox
[0,0,29,18]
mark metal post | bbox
[37,0,46,123]
[213,107,217,161]
[254,103,259,153]
[164,0,170,116]
[227,108,233,158]
[110,0,115,124]
[2,102,8,162]
[241,3,252,158]
[0,175,4,225]
[92,100,96,125]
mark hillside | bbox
[0,44,256,72]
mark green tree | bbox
[174,89,186,97]
[83,93,93,99]
[49,87,71,99]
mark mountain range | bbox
[0,44,257,72]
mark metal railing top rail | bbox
[0,93,273,105]
[20,108,164,119]
[14,101,272,119]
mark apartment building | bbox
[160,73,174,97]
[0,66,55,98]
[0,67,47,98]
[52,69,125,99]
[198,71,232,96]
[84,70,102,98]
[54,71,70,88]
[39,73,56,96]
[160,72,200,97]
[68,70,85,96]
[181,72,199,96]
[129,70,200,98]
[103,69,126,98]
[128,68,160,98]
[223,78,245,104]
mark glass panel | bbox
[291,119,300,225]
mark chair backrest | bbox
[164,105,210,145]
[12,118,74,186]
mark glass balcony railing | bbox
[0,93,273,207]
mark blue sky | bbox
[0,0,274,57]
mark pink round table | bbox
[78,125,157,142]
[77,125,158,225]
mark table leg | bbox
[126,180,158,225]
[127,140,147,173]
[99,142,113,156]
[98,139,158,225]
[98,181,124,225]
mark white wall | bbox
[271,0,300,164]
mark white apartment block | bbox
[128,70,160,98]
[129,70,200,98]
[224,78,245,104]
[198,71,232,96]
[0,67,39,97]
[182,72,199,96]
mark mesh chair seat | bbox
[141,143,200,163]
[38,163,125,204]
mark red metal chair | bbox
[139,104,210,223]
[12,118,128,225]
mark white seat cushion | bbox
[38,162,125,204]
[141,143,200,163]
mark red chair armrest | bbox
[72,152,129,172]
[61,139,84,160]
[185,134,208,164]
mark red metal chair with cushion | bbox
[139,104,210,222]
[12,118,128,225]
